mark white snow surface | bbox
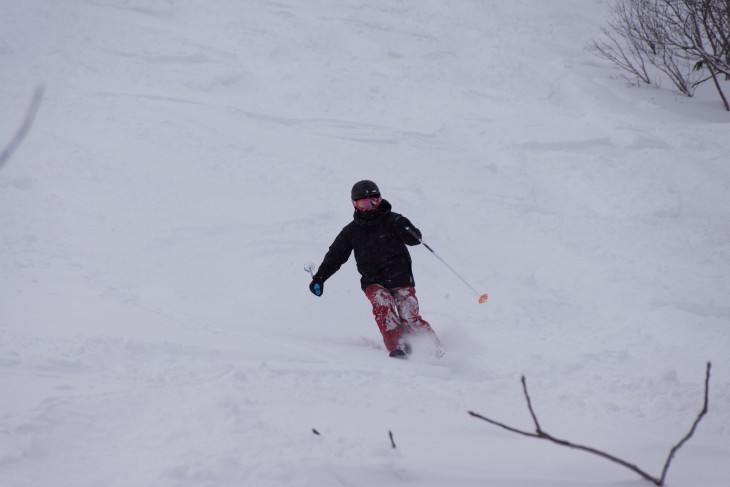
[1,1,729,486]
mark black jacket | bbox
[314,200,422,290]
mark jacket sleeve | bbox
[314,226,353,282]
[391,214,422,246]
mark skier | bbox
[308,180,442,358]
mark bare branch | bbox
[592,34,653,85]
[467,411,542,439]
[469,362,712,486]
[0,86,45,173]
[658,362,711,485]
[521,375,543,434]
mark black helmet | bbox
[351,180,380,200]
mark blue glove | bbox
[309,278,324,297]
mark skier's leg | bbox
[392,286,442,348]
[364,284,404,352]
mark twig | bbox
[467,410,658,484]
[521,375,543,434]
[469,362,711,486]
[658,362,711,485]
[388,430,397,449]
[0,86,45,173]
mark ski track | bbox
[1,0,729,486]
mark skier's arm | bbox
[314,227,353,282]
[392,214,422,246]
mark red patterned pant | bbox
[364,284,440,352]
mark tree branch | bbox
[0,86,45,173]
[521,375,543,434]
[658,362,711,485]
[469,362,712,486]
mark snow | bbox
[1,1,728,486]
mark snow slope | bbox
[1,1,728,486]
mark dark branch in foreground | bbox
[0,86,45,173]
[658,362,711,485]
[388,430,397,449]
[469,362,711,486]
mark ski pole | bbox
[404,226,488,304]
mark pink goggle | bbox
[353,197,382,211]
